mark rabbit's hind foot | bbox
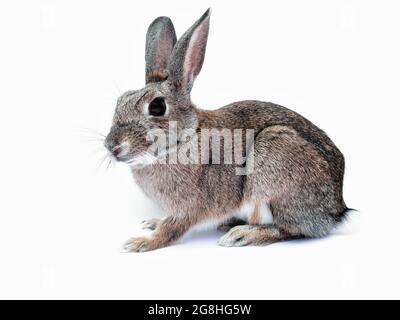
[217,224,301,247]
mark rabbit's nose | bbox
[112,146,123,158]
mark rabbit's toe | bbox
[122,236,152,252]
[218,225,256,247]
[141,218,161,230]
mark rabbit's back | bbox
[199,100,345,187]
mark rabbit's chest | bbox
[132,165,205,214]
[132,164,243,216]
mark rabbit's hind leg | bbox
[218,125,343,247]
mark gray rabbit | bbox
[105,9,349,252]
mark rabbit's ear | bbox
[145,16,177,84]
[168,9,210,91]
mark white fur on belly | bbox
[235,202,274,225]
[187,202,274,235]
[258,203,274,225]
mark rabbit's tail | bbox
[338,207,358,221]
[332,207,359,235]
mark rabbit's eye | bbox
[148,97,166,116]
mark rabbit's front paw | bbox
[141,218,162,230]
[123,237,153,252]
[218,225,257,247]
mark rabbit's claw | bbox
[218,225,258,247]
[141,218,161,230]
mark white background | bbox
[0,0,399,299]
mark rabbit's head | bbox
[105,9,210,166]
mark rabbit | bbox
[104,9,349,252]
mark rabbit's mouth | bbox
[106,136,181,168]
[115,154,134,162]
[123,143,180,169]
[124,151,158,169]
[109,149,156,168]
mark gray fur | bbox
[168,8,210,91]
[105,9,348,252]
[145,16,176,84]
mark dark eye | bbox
[148,97,166,116]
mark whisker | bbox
[85,137,105,142]
[78,127,106,138]
[112,80,122,96]
[106,159,112,170]
[95,152,108,169]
